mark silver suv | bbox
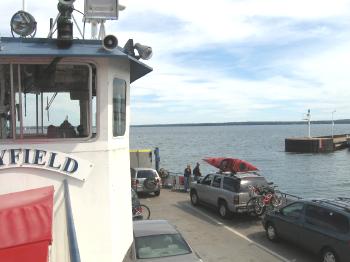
[131,168,161,196]
[190,172,269,218]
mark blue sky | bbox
[1,0,350,124]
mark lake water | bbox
[130,124,350,199]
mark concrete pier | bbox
[285,134,350,153]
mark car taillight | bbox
[233,195,239,205]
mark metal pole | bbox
[332,110,336,138]
[17,66,23,139]
[307,109,311,138]
[48,13,60,38]
[22,0,26,11]
[36,94,38,134]
[41,92,44,134]
[10,64,15,139]
[63,180,81,262]
[308,119,311,138]
[72,14,84,39]
[91,21,98,40]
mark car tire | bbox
[190,191,199,206]
[144,178,157,190]
[218,200,231,219]
[265,223,279,242]
[154,190,160,196]
[320,248,338,262]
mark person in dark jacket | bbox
[183,165,192,192]
[193,162,201,181]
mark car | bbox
[190,171,269,218]
[262,197,350,262]
[132,220,202,261]
[131,168,161,196]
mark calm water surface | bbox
[130,124,350,198]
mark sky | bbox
[1,0,350,124]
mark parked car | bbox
[132,220,202,261]
[262,198,350,262]
[190,171,269,218]
[131,168,161,196]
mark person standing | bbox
[193,162,201,181]
[183,165,192,192]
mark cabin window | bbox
[0,63,96,140]
[113,78,126,137]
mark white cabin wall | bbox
[105,58,133,261]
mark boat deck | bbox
[140,189,316,262]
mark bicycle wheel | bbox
[254,197,266,216]
[140,204,151,219]
[271,192,284,208]
[247,197,265,216]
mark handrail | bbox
[64,179,81,262]
[278,191,303,200]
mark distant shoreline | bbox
[132,119,350,128]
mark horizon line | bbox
[131,119,350,127]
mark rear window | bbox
[305,205,349,234]
[135,233,191,259]
[137,170,157,179]
[239,177,268,192]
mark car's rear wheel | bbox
[218,200,231,219]
[320,248,338,262]
[265,223,278,242]
[190,191,199,206]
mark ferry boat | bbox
[0,1,152,261]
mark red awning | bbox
[0,186,54,262]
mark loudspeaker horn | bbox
[102,35,118,51]
[135,43,153,60]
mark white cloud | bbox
[1,0,350,124]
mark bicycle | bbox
[132,204,151,220]
[246,184,284,216]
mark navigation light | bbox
[10,11,37,38]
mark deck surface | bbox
[139,189,316,262]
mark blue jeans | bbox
[184,176,190,192]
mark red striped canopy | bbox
[203,157,258,173]
[0,186,54,262]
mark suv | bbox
[131,168,161,196]
[262,198,350,262]
[190,172,269,218]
